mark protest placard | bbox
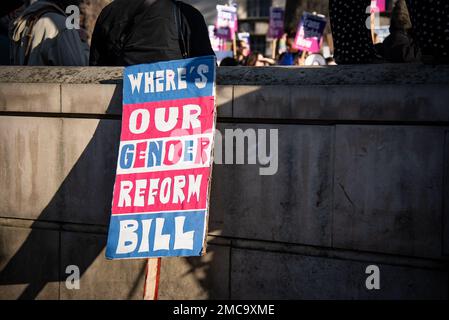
[208,25,221,51]
[268,7,285,39]
[293,12,327,54]
[106,55,217,260]
[237,32,250,51]
[215,4,238,40]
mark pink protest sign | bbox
[293,12,327,54]
[215,5,238,40]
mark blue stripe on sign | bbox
[123,55,216,105]
[105,210,206,259]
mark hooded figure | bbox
[11,0,88,66]
[379,0,421,63]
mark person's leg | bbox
[329,0,375,64]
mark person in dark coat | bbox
[379,0,421,63]
[89,0,214,66]
[11,0,88,66]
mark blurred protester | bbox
[77,25,90,60]
[11,0,88,66]
[90,0,214,66]
[406,0,449,64]
[245,52,261,66]
[78,0,111,45]
[235,39,250,65]
[246,51,275,67]
[378,0,421,63]
[0,0,25,65]
[277,33,298,66]
[277,33,288,56]
[220,57,238,66]
[295,51,307,66]
[329,0,377,64]
[278,52,292,66]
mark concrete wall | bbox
[0,65,448,299]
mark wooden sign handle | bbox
[299,50,307,66]
[143,258,161,300]
[272,38,278,59]
[233,33,237,58]
[370,11,376,43]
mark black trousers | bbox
[329,0,375,64]
[406,0,449,62]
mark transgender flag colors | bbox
[106,56,216,259]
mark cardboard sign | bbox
[106,56,217,260]
[268,7,285,39]
[215,5,238,40]
[293,12,327,53]
[237,32,251,52]
[208,25,221,52]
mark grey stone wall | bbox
[0,65,448,299]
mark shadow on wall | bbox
[0,85,147,299]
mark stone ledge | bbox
[1,64,449,85]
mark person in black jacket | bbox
[89,0,214,66]
[378,0,421,63]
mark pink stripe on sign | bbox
[371,0,386,12]
[377,0,386,12]
[121,96,215,141]
[112,167,210,214]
